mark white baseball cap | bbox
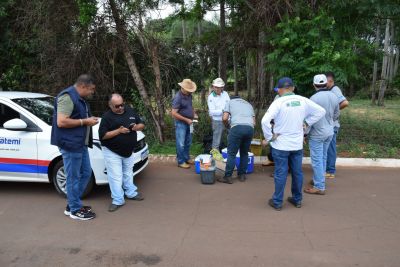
[313,74,328,85]
[212,78,225,87]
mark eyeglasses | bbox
[113,103,125,109]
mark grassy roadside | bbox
[148,98,400,159]
[336,99,400,158]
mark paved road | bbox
[0,163,399,267]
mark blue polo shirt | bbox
[172,91,194,119]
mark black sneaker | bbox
[108,203,124,212]
[69,208,96,221]
[127,192,144,201]
[268,199,282,211]
[64,205,92,216]
[238,174,246,182]
[287,197,302,208]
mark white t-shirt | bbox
[207,91,230,121]
[261,93,326,151]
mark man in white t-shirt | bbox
[207,78,230,159]
[261,77,325,211]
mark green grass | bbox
[149,140,203,156]
[337,98,400,158]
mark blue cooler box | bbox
[221,148,254,174]
[195,154,212,174]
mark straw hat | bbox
[178,79,197,93]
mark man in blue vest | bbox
[51,74,99,220]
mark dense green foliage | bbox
[267,14,373,96]
[0,0,399,156]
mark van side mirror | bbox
[3,118,28,130]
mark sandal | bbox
[304,187,325,195]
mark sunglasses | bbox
[113,103,125,109]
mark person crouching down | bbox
[99,93,145,212]
[218,94,255,184]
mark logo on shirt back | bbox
[291,101,301,107]
[287,101,301,107]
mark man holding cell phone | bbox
[99,93,145,212]
[171,78,198,169]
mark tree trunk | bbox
[394,46,399,78]
[149,43,166,131]
[136,15,166,138]
[197,21,206,106]
[108,0,164,142]
[349,83,355,97]
[251,54,257,101]
[256,29,266,107]
[378,19,391,106]
[218,0,227,82]
[269,73,274,101]
[388,20,395,83]
[371,23,380,105]
[233,48,238,96]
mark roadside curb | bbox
[149,154,400,168]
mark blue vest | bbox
[50,86,93,152]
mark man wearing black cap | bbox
[261,77,326,211]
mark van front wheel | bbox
[51,160,95,198]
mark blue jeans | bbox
[309,136,333,191]
[225,125,254,177]
[326,127,339,174]
[271,147,303,207]
[212,120,224,149]
[60,147,92,213]
[102,147,138,205]
[175,120,192,164]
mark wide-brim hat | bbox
[178,79,197,93]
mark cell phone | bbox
[129,123,136,130]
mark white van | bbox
[0,91,149,196]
